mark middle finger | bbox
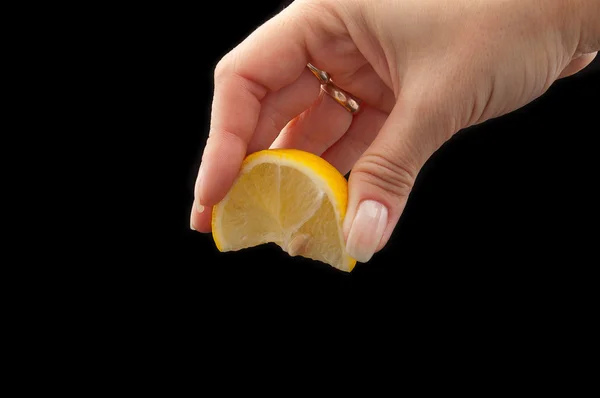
[270,88,353,155]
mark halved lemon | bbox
[211,149,357,272]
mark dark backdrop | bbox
[137,1,598,307]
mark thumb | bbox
[343,103,442,263]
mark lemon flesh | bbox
[211,149,356,272]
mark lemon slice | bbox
[211,149,357,272]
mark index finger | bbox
[195,5,312,206]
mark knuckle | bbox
[354,152,417,199]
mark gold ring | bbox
[307,63,361,114]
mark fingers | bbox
[196,4,312,207]
[270,90,353,155]
[558,52,597,79]
[247,68,320,154]
[313,61,396,113]
[343,102,438,263]
[194,101,389,234]
[321,104,388,175]
[190,200,212,233]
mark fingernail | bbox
[195,162,206,200]
[190,200,204,231]
[345,200,388,263]
[190,210,196,231]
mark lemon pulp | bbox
[211,149,356,272]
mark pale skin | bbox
[191,0,599,262]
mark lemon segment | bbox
[211,149,356,272]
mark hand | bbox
[191,0,599,262]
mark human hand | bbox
[191,0,599,263]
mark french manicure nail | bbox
[195,201,205,214]
[195,162,206,198]
[345,200,388,263]
[190,210,196,231]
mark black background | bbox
[131,0,598,310]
